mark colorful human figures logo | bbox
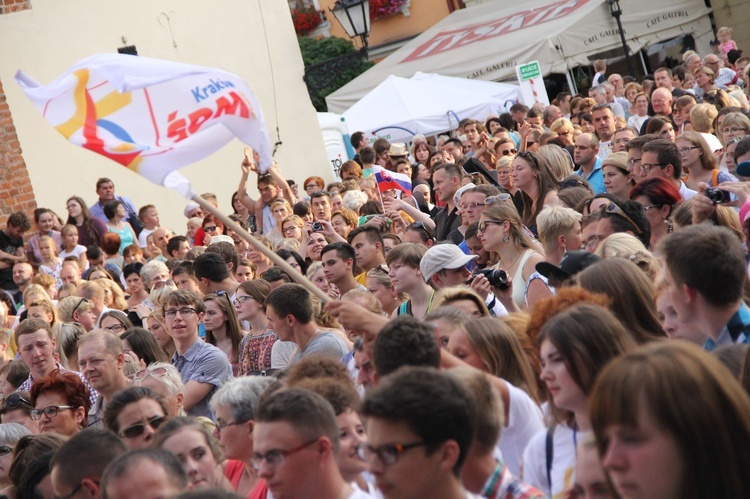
[53,69,145,171]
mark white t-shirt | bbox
[521,424,592,499]
[138,227,156,248]
[59,244,87,260]
[498,382,545,477]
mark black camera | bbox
[468,268,509,289]
[311,222,324,231]
[704,187,731,204]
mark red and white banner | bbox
[15,53,272,195]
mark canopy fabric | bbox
[411,71,520,108]
[327,0,713,113]
[341,74,509,142]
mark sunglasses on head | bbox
[4,393,31,409]
[604,202,643,235]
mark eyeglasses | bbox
[641,204,662,211]
[152,279,175,289]
[604,203,643,235]
[558,178,588,190]
[678,146,701,154]
[163,307,197,319]
[356,441,426,466]
[499,148,517,156]
[408,221,433,238]
[103,323,126,333]
[251,439,319,471]
[461,202,485,209]
[721,127,747,135]
[0,446,12,457]
[305,184,320,191]
[4,393,32,409]
[72,298,90,316]
[30,405,76,421]
[370,264,390,274]
[233,295,254,307]
[120,415,167,438]
[484,193,511,205]
[282,225,300,234]
[640,162,668,174]
[626,157,642,167]
[477,220,504,233]
[204,226,218,232]
[131,366,169,382]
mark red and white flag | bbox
[15,53,272,196]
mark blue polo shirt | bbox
[574,157,606,194]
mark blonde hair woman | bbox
[478,199,544,310]
[594,232,661,283]
[538,144,574,181]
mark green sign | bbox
[519,62,541,81]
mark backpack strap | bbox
[712,169,720,186]
[545,425,556,493]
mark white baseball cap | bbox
[420,244,477,282]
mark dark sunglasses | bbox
[4,393,32,409]
[120,415,167,439]
[72,298,90,316]
[499,148,517,156]
[604,203,643,235]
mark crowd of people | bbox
[0,31,748,499]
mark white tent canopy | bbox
[411,71,520,108]
[341,74,512,142]
[327,0,713,113]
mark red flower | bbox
[369,0,405,20]
[292,6,323,36]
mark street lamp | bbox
[607,0,635,77]
[331,0,371,52]
[303,0,372,108]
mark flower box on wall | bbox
[292,6,324,36]
[370,0,410,21]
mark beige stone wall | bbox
[0,0,329,233]
[710,0,750,55]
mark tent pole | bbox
[639,50,648,75]
[566,70,577,95]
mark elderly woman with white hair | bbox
[139,260,171,291]
[0,423,32,490]
[525,205,582,307]
[210,377,280,498]
[132,362,185,418]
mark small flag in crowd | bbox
[15,54,272,195]
[364,165,412,196]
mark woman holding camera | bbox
[478,199,544,310]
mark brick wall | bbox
[0,78,38,227]
[0,0,31,14]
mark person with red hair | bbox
[30,370,91,436]
[303,176,326,199]
[630,177,682,249]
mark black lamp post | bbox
[303,0,371,104]
[607,0,635,77]
[331,0,371,52]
